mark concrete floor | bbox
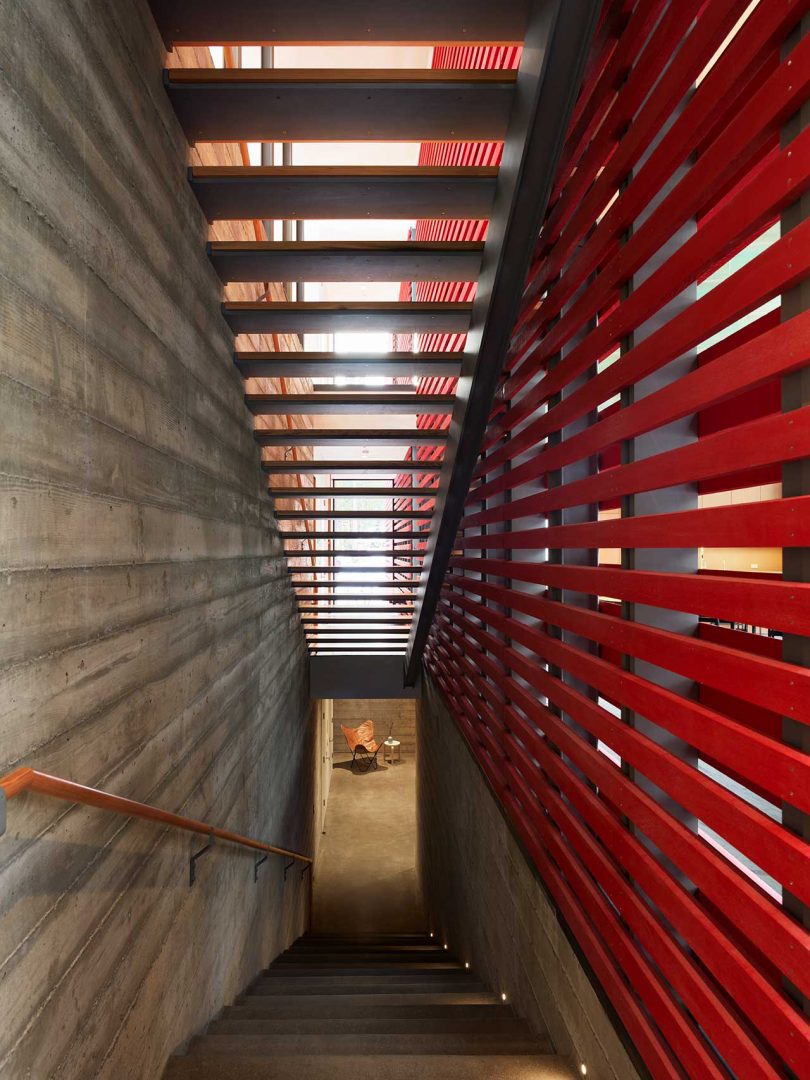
[312,755,424,934]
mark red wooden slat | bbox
[428,616,810,1075]
[466,404,810,529]
[458,495,810,553]
[477,306,810,492]
[419,7,810,1078]
[452,555,810,636]
[495,120,810,443]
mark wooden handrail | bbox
[0,767,311,864]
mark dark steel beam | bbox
[302,621,412,628]
[276,510,432,519]
[296,594,417,601]
[290,570,422,577]
[309,648,407,653]
[240,353,462,380]
[404,0,602,684]
[149,1,529,46]
[286,550,426,558]
[300,617,414,626]
[299,605,414,612]
[168,70,515,143]
[214,243,483,286]
[248,392,454,415]
[226,302,471,336]
[269,489,437,499]
[255,429,446,447]
[307,629,411,634]
[282,532,424,540]
[262,460,441,474]
[191,166,497,222]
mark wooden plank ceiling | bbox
[148,0,594,662]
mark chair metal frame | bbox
[341,721,382,773]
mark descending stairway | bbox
[163,933,572,1079]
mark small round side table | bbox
[383,737,401,765]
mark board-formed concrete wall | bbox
[418,673,643,1080]
[0,2,313,1077]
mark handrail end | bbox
[0,766,36,802]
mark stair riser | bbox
[249,982,488,996]
[263,972,462,980]
[291,939,436,946]
[237,993,501,1010]
[164,934,554,1078]
[210,1018,528,1036]
[165,1054,572,1080]
[239,989,501,1006]
[257,976,473,984]
[188,1034,553,1056]
[223,1004,514,1022]
[278,953,451,964]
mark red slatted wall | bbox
[423,3,810,1077]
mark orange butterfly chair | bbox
[341,721,382,773]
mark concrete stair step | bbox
[223,1002,515,1022]
[278,950,451,963]
[164,1053,575,1079]
[261,972,462,980]
[299,935,435,947]
[187,1033,553,1056]
[276,958,453,968]
[286,941,444,949]
[248,980,488,996]
[209,1016,529,1037]
[236,991,502,1011]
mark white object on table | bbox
[383,737,401,765]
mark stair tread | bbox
[188,1032,553,1056]
[249,981,488,996]
[162,936,559,1079]
[165,1054,574,1080]
[236,992,501,1010]
[257,972,466,980]
[210,1017,529,1036]
[223,1003,516,1022]
[260,965,465,977]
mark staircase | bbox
[163,932,572,1078]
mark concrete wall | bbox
[333,698,417,757]
[418,673,643,1080]
[310,655,420,700]
[314,698,334,838]
[0,3,314,1078]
